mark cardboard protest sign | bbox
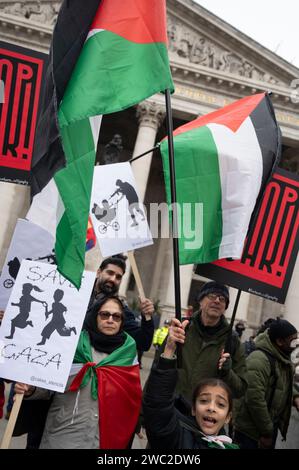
[0,260,95,392]
[0,219,55,310]
[90,162,153,256]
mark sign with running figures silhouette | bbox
[0,219,55,310]
[0,260,95,392]
[0,41,46,185]
[197,168,299,304]
[90,162,153,256]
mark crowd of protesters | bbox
[0,256,298,450]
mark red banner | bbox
[0,41,46,184]
[197,168,299,303]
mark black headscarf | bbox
[83,295,126,354]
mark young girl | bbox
[143,318,238,449]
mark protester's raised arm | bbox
[163,319,189,359]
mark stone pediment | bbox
[167,17,281,86]
[0,0,60,26]
[167,0,299,89]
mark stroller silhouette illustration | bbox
[3,251,56,289]
[91,199,120,234]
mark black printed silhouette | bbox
[110,179,145,227]
[36,289,76,345]
[7,257,21,279]
[4,251,56,289]
[91,199,120,234]
[35,250,56,264]
[5,283,47,339]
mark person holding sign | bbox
[92,255,154,352]
[15,295,142,449]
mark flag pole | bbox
[129,144,160,164]
[224,289,242,354]
[165,89,182,325]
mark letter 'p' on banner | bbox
[0,41,47,185]
[197,168,299,304]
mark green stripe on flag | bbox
[59,31,174,124]
[54,117,95,288]
[161,126,223,264]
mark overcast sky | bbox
[195,0,299,68]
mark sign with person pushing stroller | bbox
[90,163,153,256]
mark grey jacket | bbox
[29,348,106,449]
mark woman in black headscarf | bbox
[15,295,142,449]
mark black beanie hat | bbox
[197,281,230,308]
[268,318,297,342]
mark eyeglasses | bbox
[206,293,227,304]
[98,311,122,322]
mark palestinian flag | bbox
[160,93,281,265]
[70,331,142,449]
[86,216,96,251]
[28,0,174,288]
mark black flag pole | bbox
[224,289,242,354]
[165,89,182,324]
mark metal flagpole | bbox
[164,89,182,325]
[225,289,242,354]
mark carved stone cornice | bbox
[0,1,60,26]
[169,59,299,113]
[167,14,284,88]
[136,101,166,130]
[0,11,53,52]
[168,0,299,85]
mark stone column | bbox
[0,182,30,269]
[119,101,165,298]
[155,234,194,321]
[226,288,250,322]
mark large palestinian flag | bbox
[160,93,281,265]
[28,0,174,288]
[70,331,142,449]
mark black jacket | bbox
[143,356,215,449]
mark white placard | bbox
[0,219,55,310]
[90,163,153,256]
[0,260,95,392]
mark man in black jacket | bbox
[90,254,154,351]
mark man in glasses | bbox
[174,281,247,403]
[91,254,154,352]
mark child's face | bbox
[192,385,231,435]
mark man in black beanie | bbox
[234,317,299,449]
[173,281,247,403]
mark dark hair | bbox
[99,254,127,274]
[256,318,275,336]
[192,378,233,414]
[268,317,297,342]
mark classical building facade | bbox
[1,0,299,330]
